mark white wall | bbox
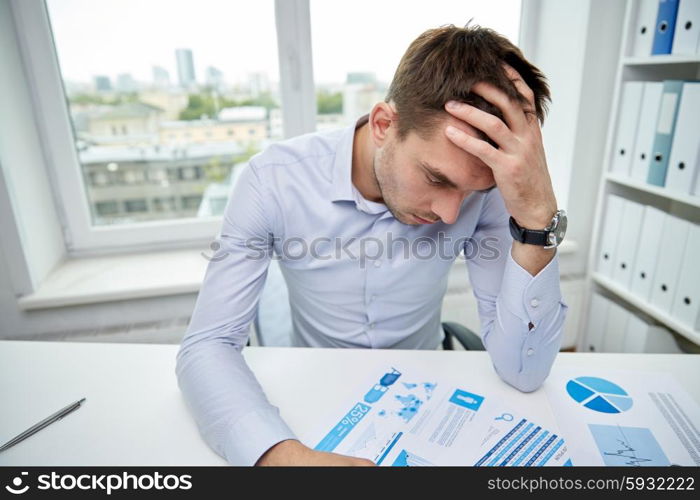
[521,0,626,276]
[524,0,590,211]
[0,0,65,293]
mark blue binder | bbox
[647,80,684,187]
[652,0,680,54]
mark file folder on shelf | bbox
[665,82,700,194]
[602,301,630,353]
[585,293,611,352]
[633,0,663,56]
[647,80,684,186]
[670,222,700,330]
[623,314,681,353]
[630,205,666,301]
[650,214,690,312]
[652,0,680,54]
[611,82,644,176]
[612,199,645,288]
[631,82,663,182]
[671,0,700,55]
[597,194,625,278]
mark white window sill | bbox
[17,240,579,311]
[17,249,208,310]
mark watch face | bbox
[553,211,568,245]
[546,210,568,247]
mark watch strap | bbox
[509,216,550,246]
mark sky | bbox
[47,0,521,86]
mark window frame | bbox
[10,0,316,255]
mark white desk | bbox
[0,341,698,465]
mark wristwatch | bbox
[509,210,568,249]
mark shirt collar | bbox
[330,113,369,203]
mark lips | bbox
[413,214,437,224]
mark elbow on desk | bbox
[493,364,549,394]
[173,327,247,380]
[509,376,545,394]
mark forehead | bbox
[400,114,494,184]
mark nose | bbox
[431,191,465,225]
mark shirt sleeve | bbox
[464,188,569,393]
[175,161,297,466]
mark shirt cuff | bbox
[499,248,562,325]
[222,407,297,466]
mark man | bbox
[176,24,568,466]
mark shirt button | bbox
[530,298,540,308]
[526,348,535,356]
[369,322,376,329]
[368,294,376,303]
[373,260,381,268]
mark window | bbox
[182,195,203,211]
[124,199,148,213]
[95,201,119,216]
[39,0,283,251]
[180,167,196,181]
[46,0,282,230]
[310,0,522,129]
[90,172,108,186]
[152,197,176,212]
[123,169,145,184]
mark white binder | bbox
[630,205,666,300]
[585,293,611,352]
[670,222,700,329]
[650,215,691,313]
[602,301,629,353]
[597,194,625,277]
[672,0,700,55]
[611,82,644,176]
[631,82,663,182]
[632,0,663,57]
[623,314,681,353]
[665,82,700,194]
[612,199,645,288]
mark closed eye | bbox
[476,184,496,194]
[425,175,443,186]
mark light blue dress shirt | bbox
[176,114,568,466]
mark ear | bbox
[368,101,398,147]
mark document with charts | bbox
[543,367,700,466]
[302,366,572,466]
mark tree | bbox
[179,94,217,120]
[317,90,342,114]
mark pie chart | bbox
[566,376,633,413]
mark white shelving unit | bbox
[580,0,700,352]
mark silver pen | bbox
[0,398,86,453]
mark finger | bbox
[444,101,518,151]
[469,80,529,134]
[502,63,536,115]
[445,125,502,170]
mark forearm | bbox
[510,240,556,278]
[175,333,296,465]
